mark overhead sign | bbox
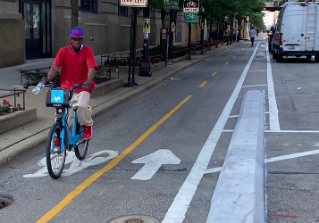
[183,0,199,13]
[120,0,148,7]
[185,13,198,23]
[143,18,150,34]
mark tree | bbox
[249,12,265,29]
[71,0,80,27]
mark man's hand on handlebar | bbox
[41,76,49,84]
[83,80,93,89]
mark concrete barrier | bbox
[0,108,37,135]
[206,90,265,223]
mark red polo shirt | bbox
[53,45,98,94]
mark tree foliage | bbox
[249,12,266,29]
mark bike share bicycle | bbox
[44,82,89,179]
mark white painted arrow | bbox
[131,149,181,180]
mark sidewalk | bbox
[0,43,239,166]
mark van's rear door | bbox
[304,4,319,51]
[282,5,305,52]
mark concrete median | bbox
[206,90,265,223]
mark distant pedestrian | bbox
[249,27,257,47]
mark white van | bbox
[271,2,319,62]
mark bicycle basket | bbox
[46,88,69,108]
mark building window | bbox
[119,6,128,17]
[81,0,98,13]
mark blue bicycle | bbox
[45,82,89,179]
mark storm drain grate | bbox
[108,215,159,223]
[0,197,13,210]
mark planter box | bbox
[119,66,140,74]
[0,108,37,135]
[152,62,165,72]
[91,78,123,98]
[119,61,165,74]
[171,55,188,63]
[191,48,207,55]
[207,46,216,51]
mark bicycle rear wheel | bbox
[46,122,66,179]
[74,140,89,160]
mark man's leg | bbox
[70,91,93,139]
[251,37,255,47]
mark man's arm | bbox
[83,67,96,89]
[42,65,59,83]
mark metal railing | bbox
[0,89,27,110]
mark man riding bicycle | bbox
[42,27,98,140]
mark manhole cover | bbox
[108,215,160,223]
[0,197,13,209]
[126,220,143,223]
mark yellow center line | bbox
[36,95,193,223]
[199,81,207,88]
[225,62,229,65]
[212,72,217,76]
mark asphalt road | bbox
[266,52,319,222]
[0,37,291,223]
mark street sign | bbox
[183,0,199,13]
[185,13,198,23]
[120,0,148,7]
[143,18,150,34]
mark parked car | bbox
[271,2,319,62]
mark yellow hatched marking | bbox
[212,72,217,76]
[225,62,229,65]
[36,95,193,223]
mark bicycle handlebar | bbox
[69,84,84,100]
[44,82,84,101]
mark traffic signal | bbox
[236,12,239,15]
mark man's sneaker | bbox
[54,136,60,146]
[83,125,92,140]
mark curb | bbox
[0,43,239,167]
[206,90,265,223]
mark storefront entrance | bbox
[23,0,51,59]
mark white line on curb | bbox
[266,49,280,131]
[161,43,261,223]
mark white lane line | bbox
[266,130,319,133]
[205,167,222,173]
[224,130,319,133]
[229,111,269,119]
[204,150,319,174]
[266,49,281,131]
[162,43,261,223]
[242,84,268,88]
[266,149,319,163]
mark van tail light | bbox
[280,33,283,46]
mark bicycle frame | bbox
[53,108,83,152]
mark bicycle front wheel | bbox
[46,122,66,179]
[74,140,89,160]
